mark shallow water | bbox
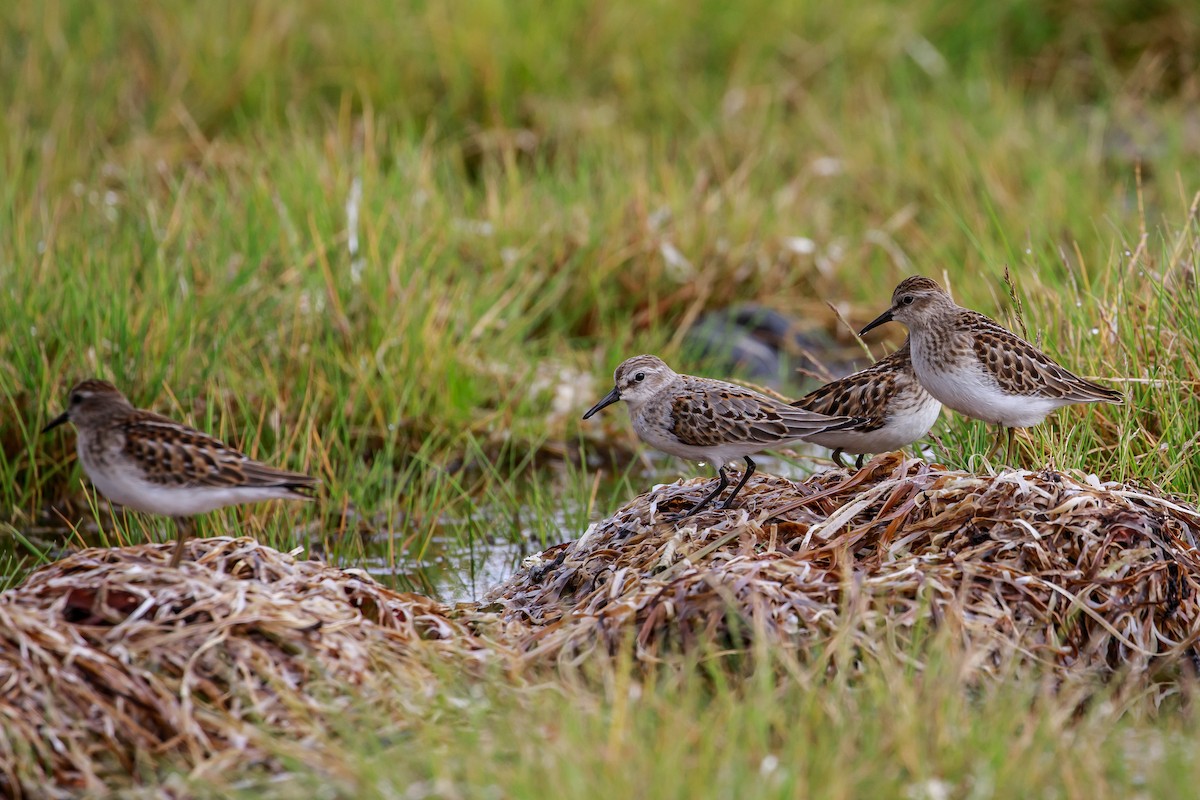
[372,536,529,604]
[3,508,557,603]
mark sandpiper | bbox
[791,339,942,469]
[859,276,1123,460]
[43,379,319,566]
[582,354,860,516]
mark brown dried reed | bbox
[491,453,1200,678]
[0,537,485,797]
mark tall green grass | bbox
[2,2,1199,576]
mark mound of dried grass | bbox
[6,456,1200,792]
[491,452,1200,677]
[0,537,488,797]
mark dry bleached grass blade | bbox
[489,452,1200,675]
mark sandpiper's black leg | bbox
[169,516,192,568]
[681,466,730,517]
[721,456,757,509]
[985,425,1006,460]
[831,448,848,468]
[855,453,865,469]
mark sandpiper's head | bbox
[582,355,678,419]
[860,276,953,335]
[42,379,133,433]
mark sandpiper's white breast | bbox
[805,392,942,454]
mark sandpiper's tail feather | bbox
[1072,379,1124,405]
[239,462,321,497]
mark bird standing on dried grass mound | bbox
[42,379,319,567]
[582,354,862,517]
[859,276,1124,461]
[791,338,942,469]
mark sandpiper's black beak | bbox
[41,411,70,434]
[858,307,895,336]
[582,387,621,420]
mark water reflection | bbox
[376,536,528,604]
[359,498,591,603]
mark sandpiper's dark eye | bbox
[900,295,915,306]
[634,372,645,382]
[70,393,83,405]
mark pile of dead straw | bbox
[4,454,1200,792]
[491,452,1200,677]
